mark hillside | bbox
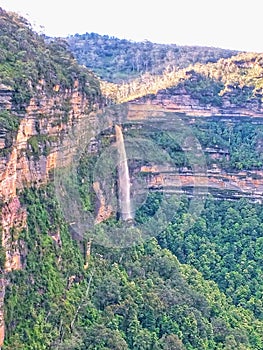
[67,33,263,113]
[100,52,263,116]
[67,32,238,82]
[0,9,100,110]
[2,185,262,350]
[0,7,262,350]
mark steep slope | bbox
[0,7,102,347]
[0,9,100,109]
[67,30,263,115]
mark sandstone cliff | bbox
[0,79,101,346]
[124,102,263,203]
[127,83,263,118]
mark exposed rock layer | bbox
[0,81,98,347]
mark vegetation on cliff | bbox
[192,120,263,170]
[125,118,263,172]
[0,110,19,156]
[0,8,100,109]
[99,53,263,107]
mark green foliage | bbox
[67,33,238,83]
[0,8,101,109]
[158,198,263,322]
[81,241,262,350]
[144,120,263,171]
[135,192,164,224]
[67,32,263,110]
[4,184,263,349]
[148,130,189,167]
[27,135,56,158]
[77,153,97,213]
[193,53,263,106]
[182,73,224,106]
[4,184,87,349]
[192,120,263,170]
[98,48,263,108]
[0,110,19,131]
[0,110,19,156]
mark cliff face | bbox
[127,85,263,117]
[123,101,263,203]
[0,80,100,347]
[0,80,95,263]
[0,8,103,347]
[4,86,80,191]
[141,165,263,202]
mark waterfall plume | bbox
[115,124,133,221]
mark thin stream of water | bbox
[115,124,133,221]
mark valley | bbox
[0,7,262,349]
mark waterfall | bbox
[115,124,133,221]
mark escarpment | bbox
[0,79,102,346]
[122,103,263,206]
[126,74,263,117]
[0,9,104,346]
[1,81,100,197]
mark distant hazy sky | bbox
[0,0,262,52]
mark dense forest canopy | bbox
[65,32,263,107]
[66,32,239,83]
[3,186,263,349]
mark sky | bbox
[0,0,262,52]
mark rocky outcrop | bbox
[93,181,113,223]
[124,101,263,203]
[0,197,27,346]
[0,80,96,268]
[141,165,263,202]
[1,197,27,272]
[127,87,263,117]
[1,79,101,250]
[0,85,13,110]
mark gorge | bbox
[0,7,263,350]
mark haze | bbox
[0,0,262,52]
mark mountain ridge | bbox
[66,32,240,83]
